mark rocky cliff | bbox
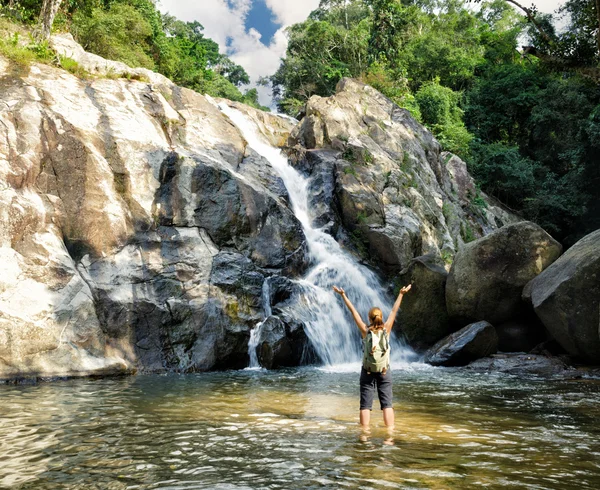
[1,35,566,381]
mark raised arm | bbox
[333,286,367,338]
[385,284,412,334]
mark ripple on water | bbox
[0,368,599,489]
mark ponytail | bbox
[368,307,384,330]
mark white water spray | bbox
[220,105,414,368]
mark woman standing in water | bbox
[333,284,412,428]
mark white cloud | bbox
[158,0,312,107]
[264,0,320,26]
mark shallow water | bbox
[1,365,599,489]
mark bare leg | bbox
[359,409,371,427]
[383,407,395,428]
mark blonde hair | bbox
[368,307,384,330]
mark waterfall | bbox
[247,281,272,369]
[220,104,414,368]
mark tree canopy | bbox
[267,0,600,243]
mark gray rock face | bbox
[446,221,563,325]
[289,78,520,273]
[0,41,303,380]
[397,255,450,350]
[524,229,600,364]
[424,321,499,367]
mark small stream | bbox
[1,366,599,489]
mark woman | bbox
[333,284,412,428]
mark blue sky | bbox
[244,0,281,45]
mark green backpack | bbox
[363,327,390,374]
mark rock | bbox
[524,229,600,364]
[0,40,307,380]
[255,315,316,369]
[288,78,519,273]
[496,320,546,353]
[50,33,173,87]
[210,252,265,312]
[397,255,451,349]
[303,150,338,232]
[266,276,302,313]
[446,221,563,325]
[424,321,498,367]
[466,353,570,377]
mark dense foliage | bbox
[268,0,599,243]
[0,0,268,110]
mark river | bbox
[1,365,599,489]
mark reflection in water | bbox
[0,367,599,489]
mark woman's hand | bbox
[400,284,412,295]
[333,286,345,296]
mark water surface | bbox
[1,365,599,489]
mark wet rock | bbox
[397,255,451,349]
[210,252,265,312]
[446,221,563,325]
[255,316,300,369]
[304,151,338,232]
[524,229,600,364]
[424,321,498,367]
[267,276,302,313]
[466,353,571,377]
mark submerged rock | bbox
[424,321,498,367]
[466,353,571,377]
[524,229,600,364]
[446,221,562,325]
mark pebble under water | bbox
[1,365,599,489]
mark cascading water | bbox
[247,281,272,369]
[219,104,415,368]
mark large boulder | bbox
[424,321,498,367]
[523,229,600,364]
[446,221,562,325]
[254,315,316,369]
[288,78,519,273]
[397,255,451,349]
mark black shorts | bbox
[359,366,393,410]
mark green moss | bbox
[442,202,453,221]
[59,56,88,78]
[461,222,476,243]
[342,147,356,163]
[350,228,368,257]
[441,250,454,265]
[225,300,240,320]
[343,165,358,177]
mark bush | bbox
[416,79,473,157]
[72,3,155,69]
